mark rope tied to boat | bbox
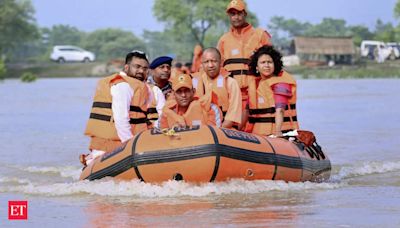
[161,128,180,137]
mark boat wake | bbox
[1,160,399,198]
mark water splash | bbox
[331,160,400,181]
[3,178,342,198]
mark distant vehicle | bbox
[50,45,96,63]
[360,40,395,60]
[386,42,400,59]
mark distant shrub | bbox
[0,59,6,80]
[20,72,37,82]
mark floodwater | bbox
[1,78,399,227]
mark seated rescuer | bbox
[148,56,174,100]
[247,45,299,136]
[198,47,242,129]
[159,74,223,129]
[82,51,151,166]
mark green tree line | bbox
[1,0,400,68]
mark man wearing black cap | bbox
[149,56,173,99]
[82,50,151,166]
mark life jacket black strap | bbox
[92,102,111,109]
[147,108,157,114]
[90,113,111,121]
[129,117,148,124]
[92,102,147,114]
[249,107,275,115]
[249,104,296,115]
[223,58,250,66]
[90,113,148,125]
[248,116,297,123]
[130,105,147,114]
[229,69,249,76]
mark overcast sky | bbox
[31,0,399,36]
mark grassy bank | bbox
[287,60,400,79]
[3,59,400,79]
[5,62,110,78]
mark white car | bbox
[50,45,96,63]
[386,42,400,59]
[360,40,395,60]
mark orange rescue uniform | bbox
[159,99,223,129]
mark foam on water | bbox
[3,178,342,198]
[2,160,399,198]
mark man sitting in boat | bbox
[81,50,151,166]
[159,73,223,128]
[196,47,242,129]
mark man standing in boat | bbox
[217,0,272,129]
[82,50,151,166]
[159,74,223,128]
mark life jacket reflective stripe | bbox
[219,25,268,89]
[248,71,299,135]
[164,100,208,127]
[201,72,230,116]
[84,74,149,142]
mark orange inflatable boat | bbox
[80,125,331,183]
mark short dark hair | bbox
[175,62,182,68]
[249,45,283,76]
[203,47,221,60]
[125,50,148,64]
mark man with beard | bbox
[159,74,222,129]
[82,50,151,166]
[149,56,174,100]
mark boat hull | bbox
[80,125,331,183]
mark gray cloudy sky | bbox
[31,0,399,35]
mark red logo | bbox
[8,201,28,220]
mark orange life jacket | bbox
[201,71,230,117]
[191,71,204,99]
[163,100,209,128]
[84,74,149,143]
[146,84,159,126]
[218,24,271,90]
[248,71,299,135]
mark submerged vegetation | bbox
[20,72,37,82]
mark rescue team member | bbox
[199,47,242,129]
[149,56,174,99]
[159,74,223,128]
[82,51,151,165]
[217,0,272,127]
[247,45,299,136]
